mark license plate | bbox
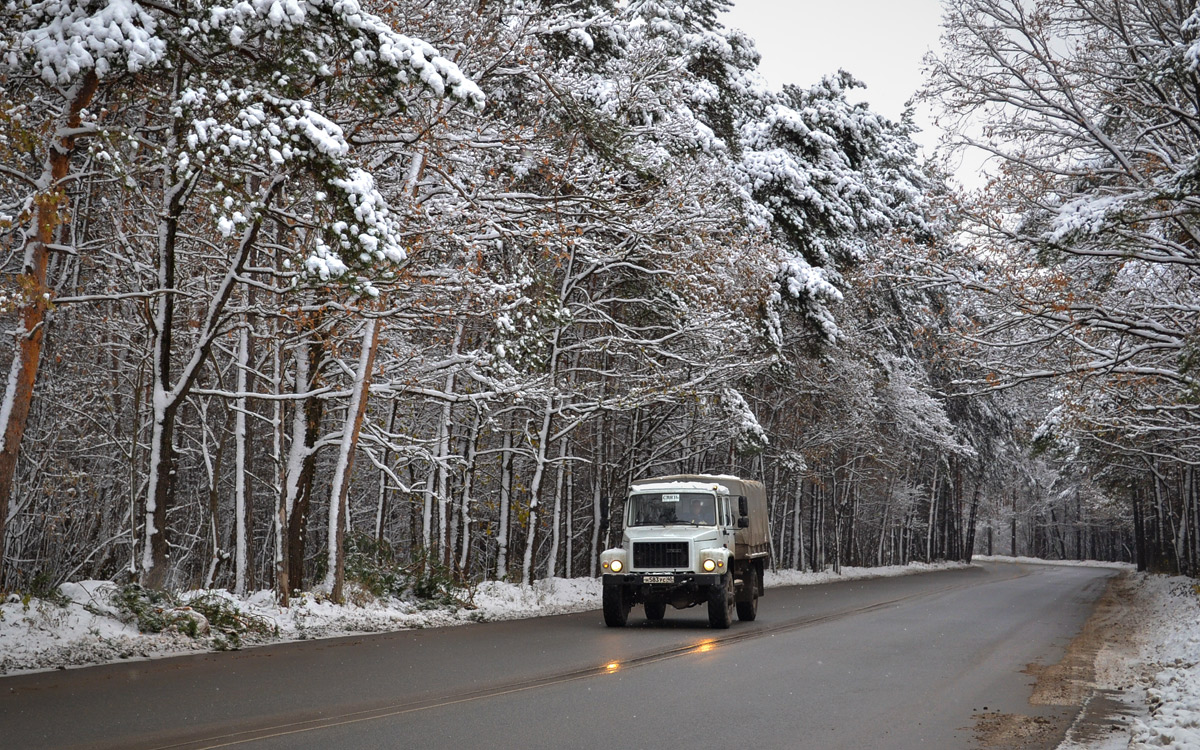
[644,575,674,584]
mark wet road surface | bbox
[0,562,1117,749]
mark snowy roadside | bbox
[1,560,967,677]
[1025,563,1200,750]
[972,554,1134,570]
[1076,572,1200,750]
[764,559,969,586]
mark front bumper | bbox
[603,573,724,587]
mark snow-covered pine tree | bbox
[1,0,483,589]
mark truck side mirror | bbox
[737,517,749,528]
[738,496,748,517]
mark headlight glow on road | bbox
[605,661,620,673]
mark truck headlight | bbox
[699,548,729,573]
[601,548,627,574]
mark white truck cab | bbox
[600,474,769,628]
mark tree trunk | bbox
[203,407,235,588]
[0,72,99,585]
[1011,488,1018,556]
[436,322,462,567]
[792,479,804,570]
[1132,484,1147,572]
[375,400,400,548]
[520,396,555,585]
[496,427,513,580]
[141,170,283,588]
[925,461,939,562]
[283,336,325,597]
[547,437,568,578]
[457,409,481,574]
[589,412,606,576]
[325,318,381,602]
[234,325,251,594]
[963,482,980,563]
[564,456,574,578]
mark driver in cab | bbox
[681,497,712,525]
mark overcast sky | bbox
[720,0,947,150]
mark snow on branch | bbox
[5,0,167,85]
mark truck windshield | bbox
[627,492,717,526]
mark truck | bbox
[599,474,770,628]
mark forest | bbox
[1,0,1197,601]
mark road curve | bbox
[0,562,1117,749]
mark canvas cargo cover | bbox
[631,474,770,560]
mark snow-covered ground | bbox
[972,554,1135,570]
[0,560,965,676]
[1092,572,1200,750]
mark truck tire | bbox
[644,601,666,621]
[736,587,758,621]
[707,575,734,629]
[603,584,630,627]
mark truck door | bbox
[719,497,736,546]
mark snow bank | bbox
[0,577,609,675]
[765,559,970,588]
[973,554,1134,570]
[1123,575,1200,750]
[0,581,204,673]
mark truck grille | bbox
[633,541,689,570]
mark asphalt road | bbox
[0,562,1117,749]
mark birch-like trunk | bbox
[520,395,554,585]
[589,412,605,577]
[496,428,513,580]
[435,323,461,566]
[547,437,568,578]
[271,335,288,604]
[564,458,574,578]
[202,405,232,588]
[281,331,325,598]
[925,460,940,563]
[234,325,250,594]
[457,410,481,573]
[792,480,804,570]
[142,171,283,588]
[325,318,381,602]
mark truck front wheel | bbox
[707,574,734,629]
[603,583,631,627]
